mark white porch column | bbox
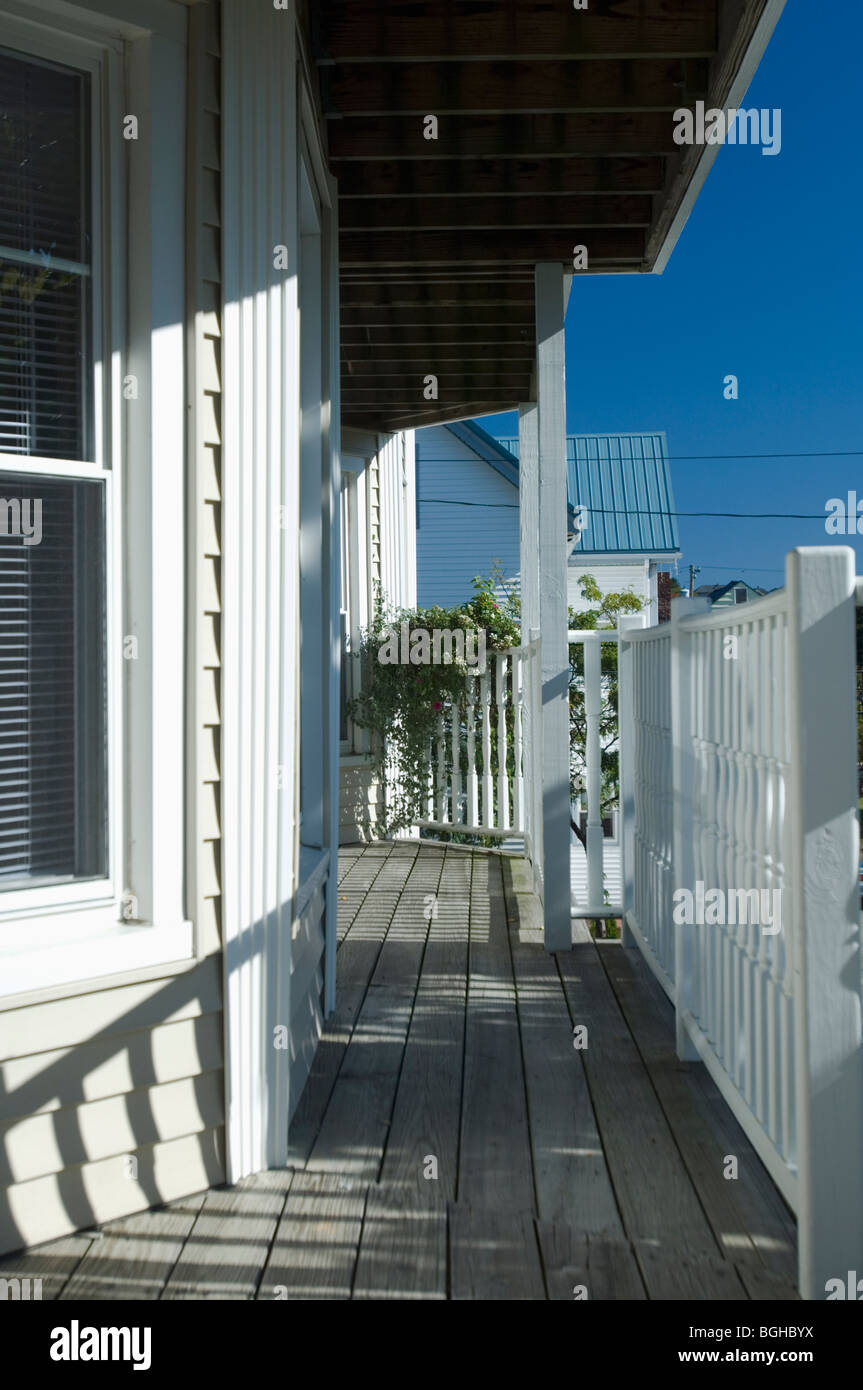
[787,547,863,1301]
[518,402,540,640]
[535,263,571,952]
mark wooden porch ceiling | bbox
[308,1,777,434]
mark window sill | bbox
[0,916,194,1003]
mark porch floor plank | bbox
[59,1206,202,1301]
[556,942,726,1255]
[160,1182,286,1300]
[352,1184,447,1300]
[0,1234,96,1300]
[256,1172,366,1300]
[303,882,431,1181]
[458,887,536,1212]
[505,884,624,1232]
[449,1205,545,1301]
[598,941,798,1282]
[10,845,799,1300]
[377,893,470,1202]
[536,1224,648,1300]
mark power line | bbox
[416,449,863,463]
[419,498,836,521]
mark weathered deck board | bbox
[556,943,722,1255]
[304,893,430,1180]
[536,1223,647,1300]
[288,887,403,1165]
[458,890,535,1211]
[378,896,469,1201]
[506,888,624,1232]
[257,1172,366,1300]
[599,942,797,1281]
[353,1185,447,1299]
[161,1181,287,1299]
[0,1234,95,1299]
[60,1205,202,1300]
[6,846,798,1300]
[449,1205,545,1300]
[634,1240,748,1300]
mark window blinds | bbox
[0,474,107,886]
[0,47,91,461]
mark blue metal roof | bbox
[496,430,680,555]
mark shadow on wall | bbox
[0,961,227,1257]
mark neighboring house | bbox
[499,430,681,625]
[416,421,679,913]
[694,578,771,605]
[416,422,681,624]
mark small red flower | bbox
[433,701,442,711]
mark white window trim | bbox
[339,458,370,757]
[0,0,192,1003]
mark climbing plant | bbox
[347,575,520,836]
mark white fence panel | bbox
[619,620,675,990]
[622,549,863,1300]
[415,641,540,845]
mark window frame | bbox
[339,459,369,757]
[0,1,192,1003]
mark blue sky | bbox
[478,0,863,592]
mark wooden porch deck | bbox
[3,842,798,1300]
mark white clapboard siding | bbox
[0,7,226,1260]
[416,426,521,607]
[1,1073,224,1186]
[0,1132,225,1256]
[0,1014,223,1120]
[567,560,650,612]
[339,430,415,843]
[570,841,622,908]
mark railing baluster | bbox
[450,696,461,828]
[466,674,479,827]
[436,712,447,824]
[496,653,509,833]
[513,651,524,832]
[481,668,493,829]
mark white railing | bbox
[567,629,625,918]
[617,617,673,986]
[620,548,863,1300]
[416,640,541,846]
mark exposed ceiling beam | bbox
[328,112,681,159]
[339,227,645,267]
[332,155,667,197]
[321,58,708,116]
[341,343,535,362]
[339,193,653,231]
[339,282,535,307]
[313,0,719,63]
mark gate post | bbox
[618,613,647,948]
[670,596,711,1062]
[787,546,863,1300]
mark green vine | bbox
[348,574,520,837]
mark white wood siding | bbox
[416,425,520,608]
[0,0,226,1257]
[0,956,224,1252]
[567,560,651,615]
[338,431,415,844]
[570,841,622,908]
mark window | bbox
[0,5,191,998]
[734,586,748,604]
[339,458,369,757]
[0,45,109,902]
